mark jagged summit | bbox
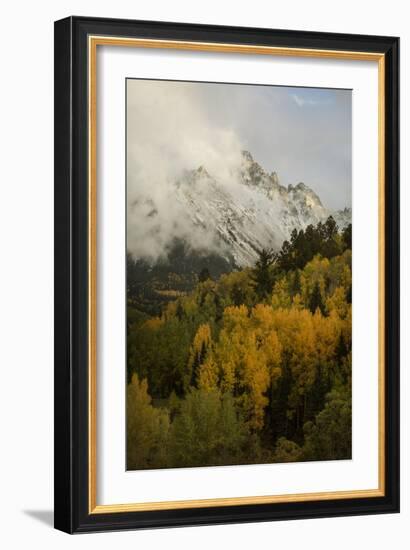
[239,150,286,199]
[288,182,323,209]
[196,165,209,177]
[270,171,279,185]
[241,149,254,162]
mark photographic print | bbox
[55,18,399,532]
[126,78,352,471]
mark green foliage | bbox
[167,388,256,467]
[126,219,352,470]
[273,437,303,463]
[127,316,194,397]
[127,374,170,470]
[302,388,352,460]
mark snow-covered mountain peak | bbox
[129,152,351,267]
[241,149,254,163]
[288,181,324,211]
[239,150,284,199]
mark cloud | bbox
[126,80,245,262]
[291,93,332,107]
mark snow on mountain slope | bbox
[129,150,351,267]
[172,151,351,266]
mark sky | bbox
[126,79,352,261]
[127,78,351,211]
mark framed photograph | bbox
[54,16,399,533]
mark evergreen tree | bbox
[214,292,223,322]
[252,248,275,299]
[346,284,352,304]
[199,267,211,282]
[176,300,184,320]
[342,223,352,251]
[324,274,331,294]
[190,341,207,387]
[321,216,340,259]
[276,239,293,271]
[290,269,301,297]
[323,216,338,240]
[308,281,326,315]
[335,332,348,361]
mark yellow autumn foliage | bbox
[206,303,283,430]
[188,323,213,387]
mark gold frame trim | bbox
[88,35,386,514]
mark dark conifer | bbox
[309,281,326,315]
[199,267,211,282]
[252,248,275,299]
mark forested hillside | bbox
[127,217,352,470]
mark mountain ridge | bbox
[172,150,351,266]
[128,150,351,268]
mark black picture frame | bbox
[54,15,400,534]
